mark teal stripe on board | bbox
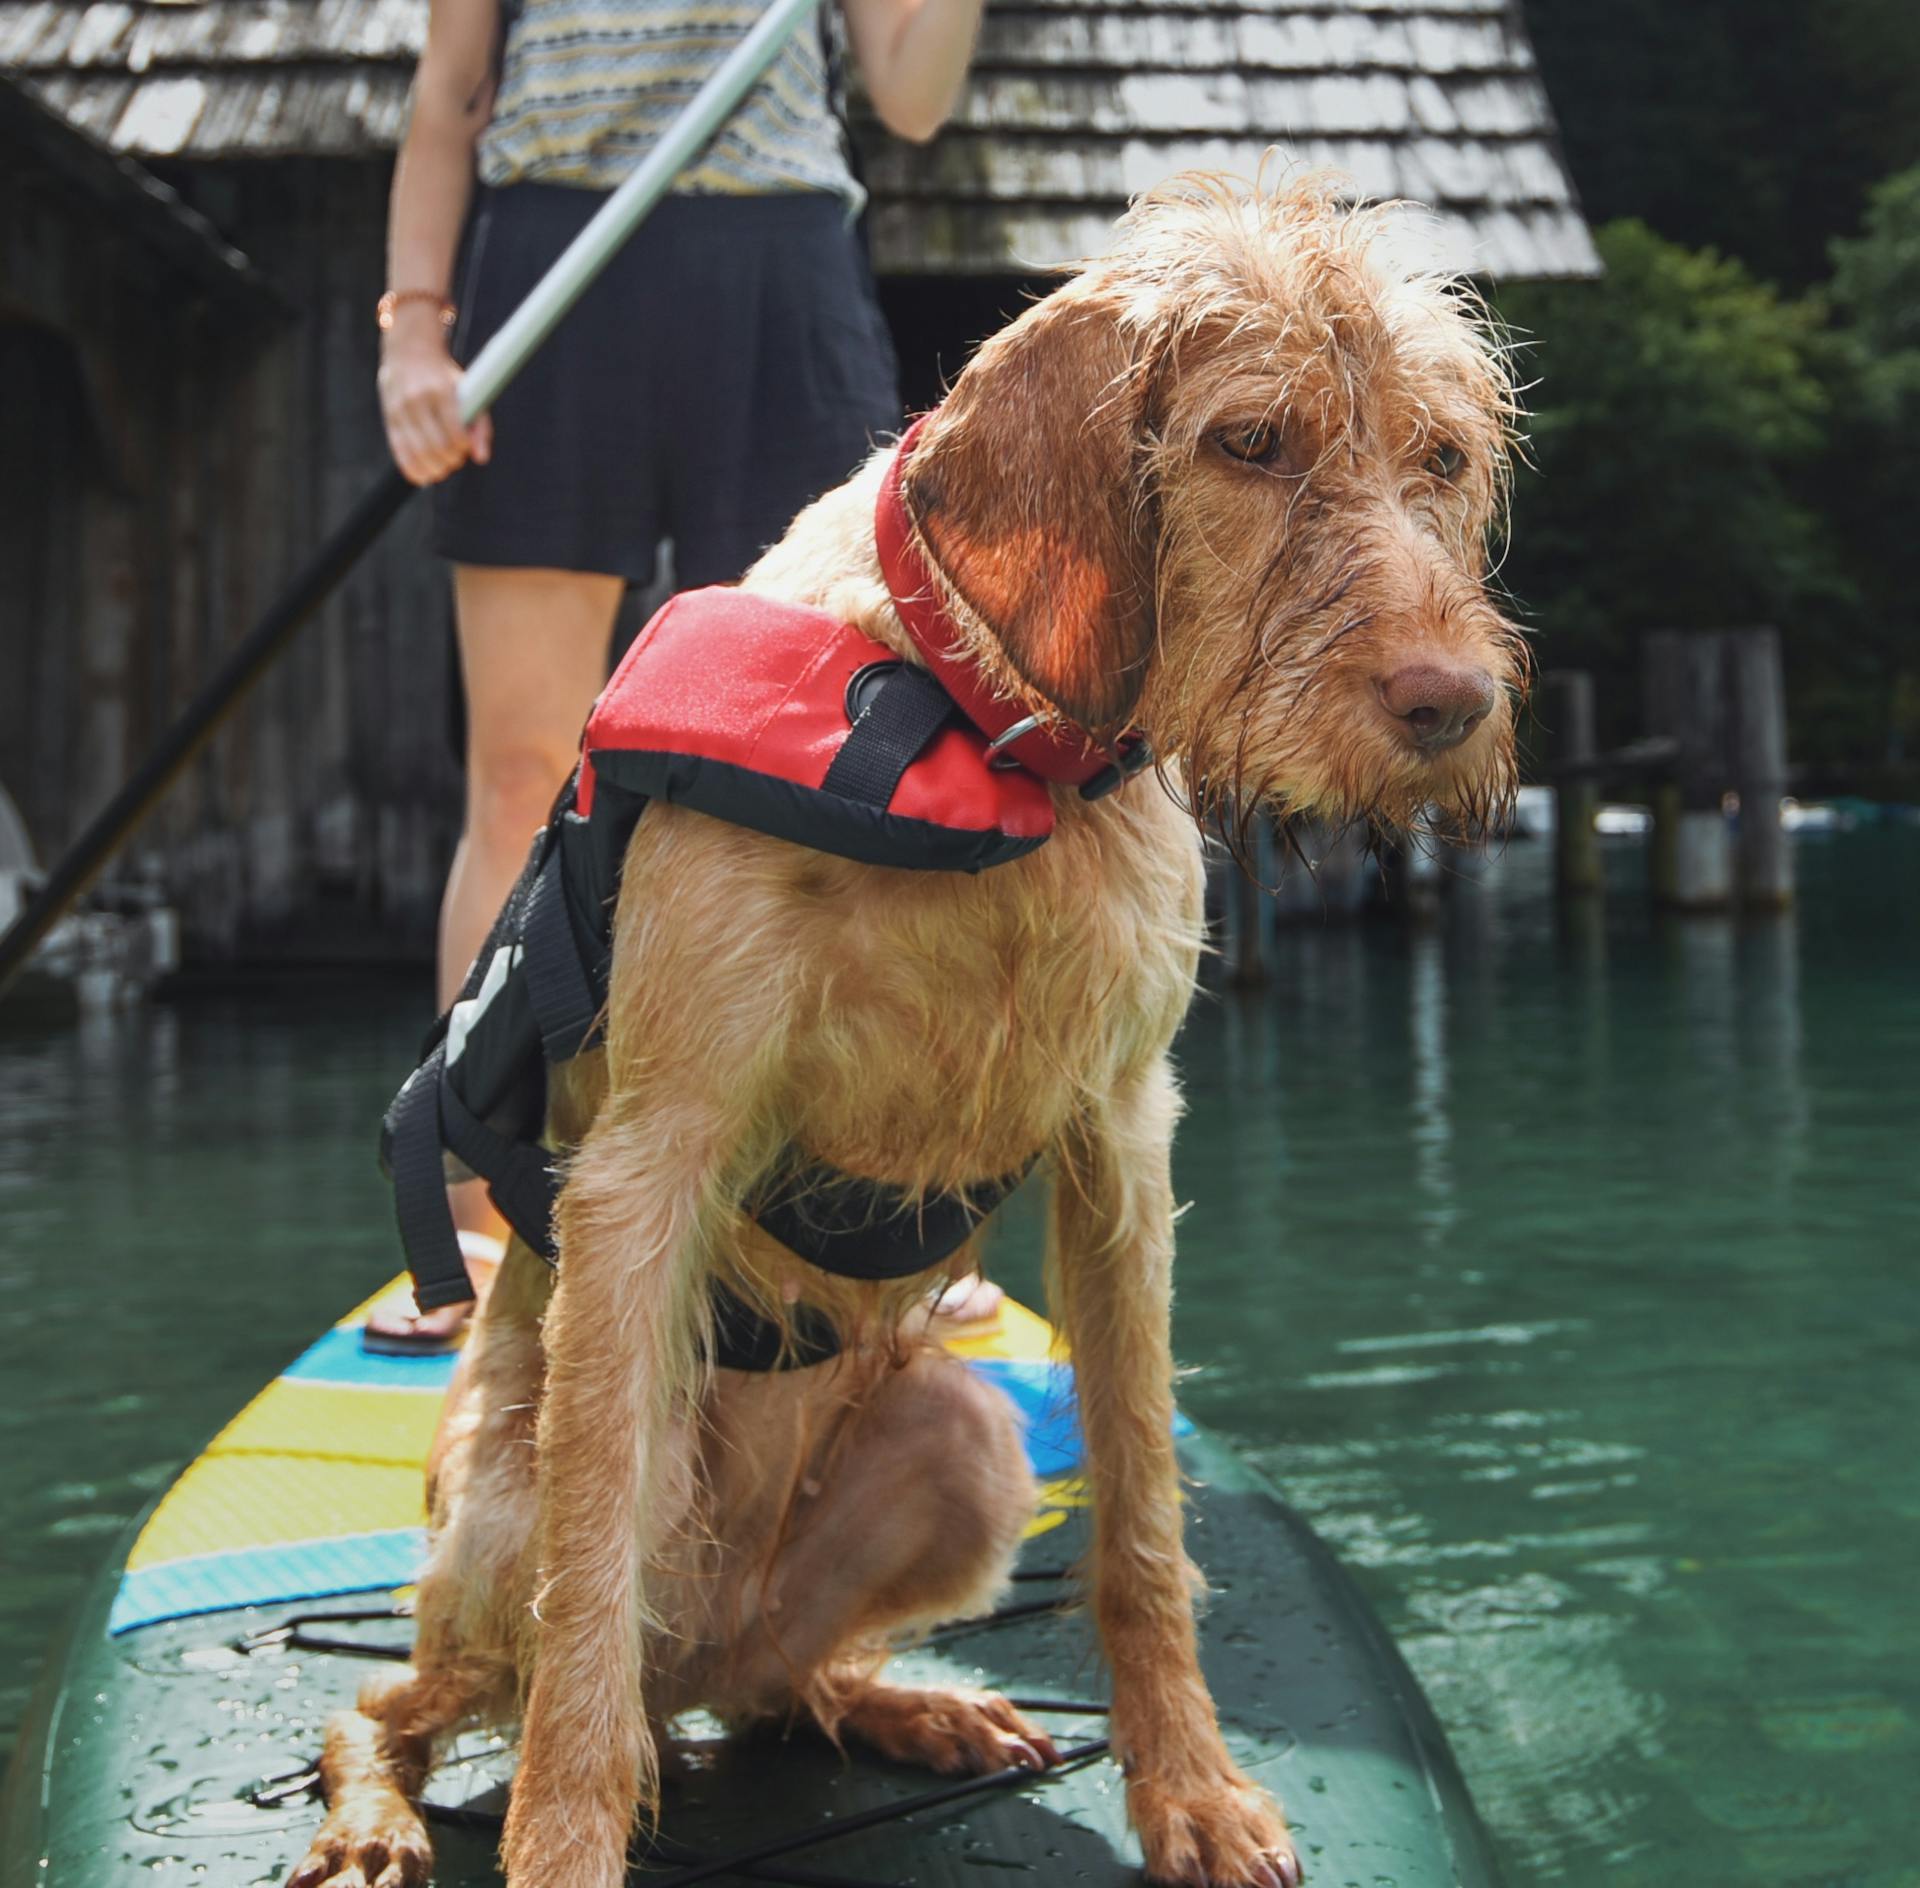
[280,1325,463,1391]
[109,1530,428,1635]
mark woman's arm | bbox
[379,0,502,485]
[840,0,986,145]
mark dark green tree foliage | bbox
[1523,0,1920,288]
[1497,222,1836,751]
[1503,2,1920,777]
[1815,169,1920,771]
[1829,168,1920,374]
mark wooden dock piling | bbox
[1644,631,1735,911]
[1222,814,1275,987]
[1728,628,1794,911]
[1275,816,1370,923]
[1539,670,1602,897]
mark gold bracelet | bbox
[377,289,457,333]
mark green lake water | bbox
[1,829,1915,1884]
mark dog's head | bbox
[903,172,1526,834]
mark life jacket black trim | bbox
[590,748,1045,877]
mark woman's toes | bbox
[364,1300,470,1342]
[931,1273,1005,1324]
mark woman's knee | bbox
[463,742,573,847]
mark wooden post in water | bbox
[1539,669,1601,898]
[1727,627,1794,910]
[1213,810,1274,991]
[1378,831,1443,924]
[1275,815,1370,921]
[1224,813,1273,987]
[1643,631,1733,910]
[1226,857,1264,986]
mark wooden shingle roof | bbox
[0,0,1597,277]
[0,71,272,296]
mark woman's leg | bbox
[439,563,623,1003]
[369,564,623,1343]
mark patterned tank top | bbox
[477,0,861,208]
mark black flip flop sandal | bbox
[359,1317,465,1357]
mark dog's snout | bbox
[1377,663,1499,751]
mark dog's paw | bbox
[1129,1770,1301,1888]
[286,1803,432,1888]
[840,1683,1062,1776]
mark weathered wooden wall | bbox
[0,141,461,962]
[1,0,1601,967]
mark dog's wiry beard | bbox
[1139,515,1526,870]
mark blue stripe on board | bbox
[280,1326,463,1392]
[109,1529,428,1635]
[968,1358,1193,1482]
[970,1359,1085,1480]
[108,1343,1181,1631]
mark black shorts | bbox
[432,185,902,587]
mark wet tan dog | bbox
[292,173,1522,1888]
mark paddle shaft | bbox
[0,0,825,998]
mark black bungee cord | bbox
[247,1569,1115,1888]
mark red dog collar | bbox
[876,418,1145,794]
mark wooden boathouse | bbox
[0,0,1597,962]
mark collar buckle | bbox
[1079,735,1153,801]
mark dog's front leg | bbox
[1052,1061,1301,1888]
[499,1091,740,1888]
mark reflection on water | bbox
[1161,831,1918,1886]
[2,832,1916,1886]
[0,972,420,1752]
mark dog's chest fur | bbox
[612,771,1204,1208]
[781,788,1206,1187]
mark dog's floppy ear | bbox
[904,280,1156,736]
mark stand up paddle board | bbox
[0,1286,1501,1888]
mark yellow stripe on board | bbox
[120,1279,1079,1605]
[215,1380,445,1468]
[126,1454,428,1571]
[944,1296,1059,1364]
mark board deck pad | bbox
[109,1285,1111,1635]
[1,1290,1500,1888]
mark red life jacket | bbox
[574,584,1054,874]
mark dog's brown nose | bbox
[1378,663,1499,751]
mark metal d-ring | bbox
[983,713,1046,770]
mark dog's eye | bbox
[1219,421,1283,466]
[1424,442,1466,482]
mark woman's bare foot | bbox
[363,1230,504,1349]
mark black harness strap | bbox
[437,1073,561,1262]
[386,1047,477,1311]
[521,844,603,1062]
[751,1160,1033,1282]
[709,1283,842,1372]
[819,663,955,807]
